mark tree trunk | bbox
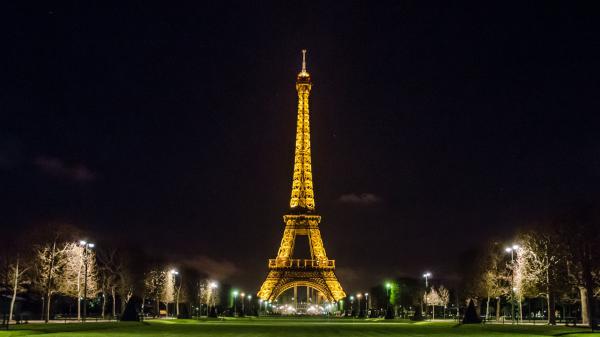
[456,292,460,320]
[176,285,181,317]
[580,287,589,326]
[8,259,19,324]
[41,297,45,321]
[120,294,126,314]
[77,260,81,321]
[77,295,81,321]
[111,287,116,318]
[45,292,52,323]
[582,248,596,329]
[547,292,556,325]
[432,305,435,320]
[485,295,490,320]
[546,267,556,325]
[496,297,501,321]
[44,241,57,323]
[518,297,523,322]
[102,293,106,319]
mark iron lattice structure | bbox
[257,51,346,302]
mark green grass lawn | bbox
[1,318,598,337]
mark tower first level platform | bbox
[257,214,345,302]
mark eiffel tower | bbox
[257,50,346,304]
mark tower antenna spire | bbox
[302,49,307,72]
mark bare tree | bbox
[0,253,31,324]
[438,285,450,319]
[481,244,510,321]
[517,230,564,325]
[555,208,599,327]
[61,242,98,320]
[424,287,440,319]
[97,248,128,318]
[33,240,69,322]
[163,271,175,316]
[144,268,166,317]
[197,279,219,316]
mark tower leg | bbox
[307,286,310,304]
[294,286,298,309]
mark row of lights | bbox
[231,290,252,300]
[79,240,95,248]
[225,243,521,316]
[348,292,369,301]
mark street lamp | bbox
[422,272,432,319]
[505,244,521,324]
[422,272,432,288]
[365,293,369,317]
[385,282,392,317]
[247,295,252,314]
[241,292,246,315]
[232,290,238,316]
[356,293,362,317]
[169,270,179,317]
[205,281,218,316]
[79,240,95,322]
[505,245,520,260]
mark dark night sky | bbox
[2,2,599,292]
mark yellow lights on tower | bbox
[258,50,346,303]
[290,49,315,211]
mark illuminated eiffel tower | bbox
[257,50,346,304]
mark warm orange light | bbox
[257,51,345,303]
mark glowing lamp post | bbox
[247,295,252,315]
[422,272,432,318]
[505,244,521,323]
[422,272,431,288]
[207,281,218,316]
[79,240,95,322]
[365,293,369,317]
[232,290,238,316]
[385,283,392,317]
[169,270,179,317]
[241,292,246,315]
[356,293,362,317]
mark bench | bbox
[565,317,577,327]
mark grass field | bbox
[1,318,598,337]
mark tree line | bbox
[0,224,222,323]
[461,206,599,326]
[352,206,598,327]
